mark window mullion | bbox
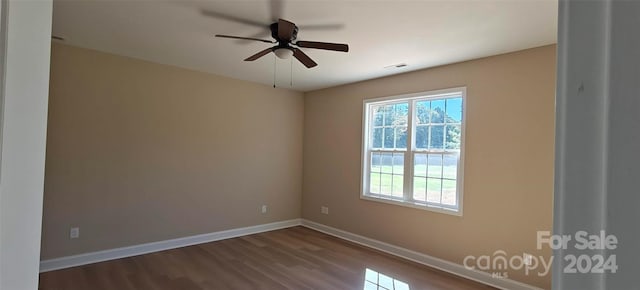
[403,101,414,202]
[444,99,448,150]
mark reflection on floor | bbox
[39,226,496,290]
[365,268,410,290]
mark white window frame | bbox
[360,87,466,216]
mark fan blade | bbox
[278,19,296,41]
[297,24,344,30]
[234,30,271,44]
[296,41,349,52]
[245,48,274,61]
[293,48,317,68]
[201,9,267,28]
[215,35,274,44]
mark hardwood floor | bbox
[39,226,496,290]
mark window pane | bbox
[392,153,404,197]
[365,269,377,283]
[383,127,394,148]
[364,281,377,290]
[379,273,394,289]
[443,154,458,179]
[395,127,407,149]
[381,153,393,173]
[426,178,442,203]
[392,153,404,198]
[394,103,409,126]
[446,125,461,150]
[430,99,445,123]
[442,179,457,206]
[427,154,443,178]
[395,280,410,290]
[392,175,404,197]
[371,152,381,173]
[415,126,428,149]
[413,153,427,177]
[413,177,426,201]
[416,101,430,124]
[446,98,463,123]
[429,125,444,149]
[373,106,384,126]
[370,172,380,194]
[372,128,383,148]
[392,153,404,174]
[383,105,394,126]
[380,173,393,195]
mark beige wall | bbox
[302,45,556,288]
[41,43,304,259]
[43,42,555,289]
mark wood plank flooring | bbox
[39,226,496,290]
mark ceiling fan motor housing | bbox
[271,22,298,43]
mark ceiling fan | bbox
[215,18,349,68]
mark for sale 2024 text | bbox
[538,230,618,274]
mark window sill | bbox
[360,194,463,217]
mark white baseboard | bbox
[40,219,302,273]
[300,219,543,290]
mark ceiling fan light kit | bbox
[274,47,294,59]
[216,18,349,68]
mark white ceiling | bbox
[52,0,558,92]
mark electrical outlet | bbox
[70,227,80,239]
[261,205,268,214]
[321,206,329,215]
[523,253,533,266]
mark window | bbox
[361,88,465,215]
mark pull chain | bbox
[290,57,293,87]
[273,54,276,88]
